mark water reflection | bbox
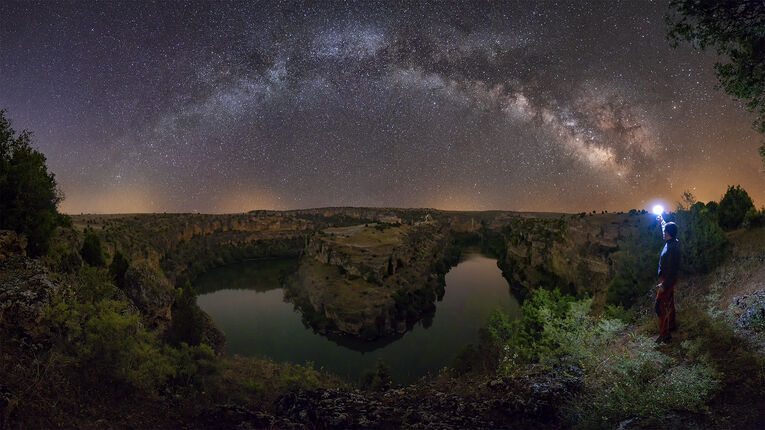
[195,250,520,384]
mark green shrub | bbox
[44,235,83,274]
[606,207,728,308]
[602,304,636,323]
[278,362,323,391]
[109,250,130,288]
[166,280,206,346]
[488,288,576,368]
[46,297,219,395]
[742,207,765,229]
[568,335,719,429]
[167,342,219,388]
[81,229,106,266]
[76,265,117,303]
[488,291,720,428]
[605,219,663,308]
[46,299,175,393]
[718,185,754,230]
[673,206,728,274]
[359,361,393,392]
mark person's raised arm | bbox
[657,214,666,237]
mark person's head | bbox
[663,222,678,240]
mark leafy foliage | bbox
[359,361,393,392]
[742,206,765,229]
[0,110,65,255]
[667,0,765,163]
[109,250,130,287]
[46,292,218,394]
[81,228,106,266]
[489,290,719,428]
[718,185,755,231]
[166,280,206,346]
[569,336,719,429]
[606,204,727,308]
[606,217,663,307]
[672,204,728,273]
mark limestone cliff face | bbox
[291,222,454,339]
[497,214,637,297]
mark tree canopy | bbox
[666,0,765,164]
[0,109,66,256]
[718,184,755,231]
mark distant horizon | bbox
[60,204,682,217]
[3,1,763,216]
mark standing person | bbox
[655,217,680,343]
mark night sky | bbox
[1,0,763,214]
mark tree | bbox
[0,110,65,255]
[666,0,765,165]
[718,184,755,230]
[81,228,106,266]
[166,280,205,346]
[109,250,130,288]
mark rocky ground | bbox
[201,370,578,430]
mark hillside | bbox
[0,210,763,428]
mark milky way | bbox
[1,0,762,213]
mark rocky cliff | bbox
[288,221,455,339]
[496,213,640,298]
[0,230,61,340]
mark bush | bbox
[602,304,636,323]
[673,206,728,273]
[44,235,83,274]
[76,265,118,303]
[81,229,106,266]
[742,207,765,229]
[359,361,392,392]
[166,280,206,346]
[109,250,130,288]
[46,298,219,394]
[488,290,720,428]
[569,335,719,429]
[0,110,65,256]
[488,288,576,367]
[605,218,663,307]
[606,207,728,308]
[718,185,754,230]
[46,299,175,393]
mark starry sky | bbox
[1,0,763,214]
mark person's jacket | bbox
[658,238,681,282]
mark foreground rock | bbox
[267,369,578,429]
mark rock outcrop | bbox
[289,222,455,339]
[123,259,175,328]
[497,214,638,297]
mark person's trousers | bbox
[655,278,677,338]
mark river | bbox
[195,249,520,384]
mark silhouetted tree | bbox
[167,280,205,346]
[109,250,130,287]
[81,228,106,266]
[718,185,755,231]
[667,0,765,164]
[360,361,392,392]
[0,110,65,255]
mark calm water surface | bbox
[195,250,520,384]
